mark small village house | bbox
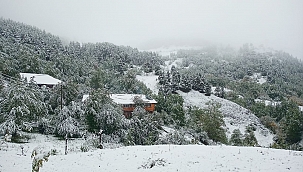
[110,94,157,118]
[82,94,157,118]
[20,73,62,88]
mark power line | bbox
[1,73,24,83]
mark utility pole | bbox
[65,134,68,155]
[98,129,103,149]
[61,84,63,110]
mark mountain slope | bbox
[177,90,274,147]
[137,58,274,147]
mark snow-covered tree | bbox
[54,106,80,137]
[124,110,159,145]
[0,82,47,135]
[83,88,125,135]
[205,83,211,96]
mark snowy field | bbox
[1,134,302,172]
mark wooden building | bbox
[82,94,157,118]
[110,94,157,118]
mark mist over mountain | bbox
[1,0,302,59]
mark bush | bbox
[157,129,190,145]
[10,133,31,143]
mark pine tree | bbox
[205,83,211,96]
[243,131,258,146]
[230,129,243,146]
[200,101,227,144]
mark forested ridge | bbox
[0,18,302,150]
[159,44,303,148]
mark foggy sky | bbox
[1,0,303,58]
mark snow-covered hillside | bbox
[1,134,302,172]
[177,90,274,147]
[137,58,274,147]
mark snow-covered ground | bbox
[162,58,183,71]
[136,73,159,95]
[255,99,281,106]
[251,73,267,84]
[1,134,302,172]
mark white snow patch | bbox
[163,58,183,71]
[250,73,267,84]
[255,99,281,106]
[257,77,267,84]
[136,73,159,94]
[82,94,89,102]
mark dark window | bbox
[145,103,151,107]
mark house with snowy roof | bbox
[20,73,62,88]
[110,94,157,118]
[82,94,157,118]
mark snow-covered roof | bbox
[110,94,157,104]
[20,73,62,85]
[81,94,157,104]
